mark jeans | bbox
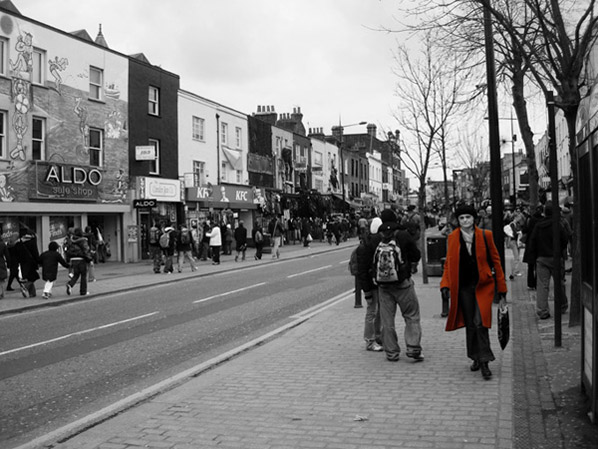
[364,289,381,344]
[536,256,568,317]
[272,236,281,258]
[378,279,423,361]
[150,245,162,273]
[177,250,196,271]
[211,246,221,264]
[163,253,174,273]
[68,259,88,295]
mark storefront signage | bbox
[140,177,182,202]
[185,184,256,209]
[33,161,101,201]
[135,145,156,161]
[133,199,157,208]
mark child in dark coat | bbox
[39,241,69,299]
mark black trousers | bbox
[526,261,536,289]
[458,284,495,363]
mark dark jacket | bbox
[234,225,247,251]
[528,217,568,261]
[176,228,193,252]
[357,229,421,294]
[0,241,9,280]
[66,235,92,262]
[39,250,69,281]
[15,233,40,282]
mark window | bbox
[149,139,160,174]
[88,128,103,166]
[236,170,242,183]
[314,151,322,166]
[0,38,6,76]
[32,48,45,85]
[193,160,205,186]
[220,122,228,146]
[148,86,159,115]
[235,127,242,148]
[32,117,45,160]
[89,66,103,100]
[192,116,205,141]
[0,111,6,158]
[221,161,227,181]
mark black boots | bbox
[480,362,492,380]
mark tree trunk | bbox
[419,184,428,285]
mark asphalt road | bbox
[0,249,354,449]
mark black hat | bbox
[378,221,399,232]
[454,204,477,219]
[380,209,397,223]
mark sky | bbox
[16,0,405,138]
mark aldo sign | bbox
[32,161,102,201]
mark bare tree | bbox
[454,126,493,207]
[392,31,470,284]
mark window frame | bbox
[193,160,205,186]
[89,66,103,101]
[192,116,205,141]
[0,38,7,76]
[32,48,46,85]
[32,116,46,160]
[0,110,6,159]
[235,127,242,149]
[149,138,160,175]
[88,128,103,167]
[221,122,228,146]
[148,86,159,116]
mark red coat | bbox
[440,227,507,331]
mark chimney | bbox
[367,123,377,138]
[308,126,326,141]
[254,105,277,125]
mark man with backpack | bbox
[176,224,197,272]
[159,223,176,274]
[366,209,423,362]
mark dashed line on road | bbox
[0,312,160,357]
[193,282,267,304]
[287,265,332,278]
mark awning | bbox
[222,147,243,170]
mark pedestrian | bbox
[521,205,543,289]
[252,221,264,260]
[176,223,197,272]
[401,204,421,243]
[368,209,423,362]
[478,205,493,230]
[65,227,92,296]
[148,221,163,273]
[0,237,9,299]
[223,224,233,255]
[190,221,203,259]
[205,222,222,265]
[234,221,248,262]
[201,222,211,261]
[95,226,107,263]
[84,226,97,282]
[39,241,69,299]
[355,217,385,351]
[5,241,18,292]
[14,226,40,298]
[527,202,569,319]
[440,204,507,380]
[269,216,284,259]
[503,218,522,280]
[301,217,311,247]
[159,223,176,274]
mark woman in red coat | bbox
[440,204,507,380]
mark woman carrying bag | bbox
[440,204,507,380]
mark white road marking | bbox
[193,282,267,304]
[287,265,332,278]
[0,312,159,357]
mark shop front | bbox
[185,184,258,234]
[135,176,183,261]
[0,161,131,261]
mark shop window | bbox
[148,86,159,115]
[32,117,46,160]
[89,128,103,167]
[89,66,103,101]
[192,116,204,141]
[149,139,160,174]
[32,48,45,85]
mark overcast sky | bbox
[18,0,405,137]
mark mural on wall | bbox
[49,56,69,95]
[0,175,16,202]
[10,31,33,74]
[105,108,126,139]
[101,168,128,203]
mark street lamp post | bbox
[334,121,367,205]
